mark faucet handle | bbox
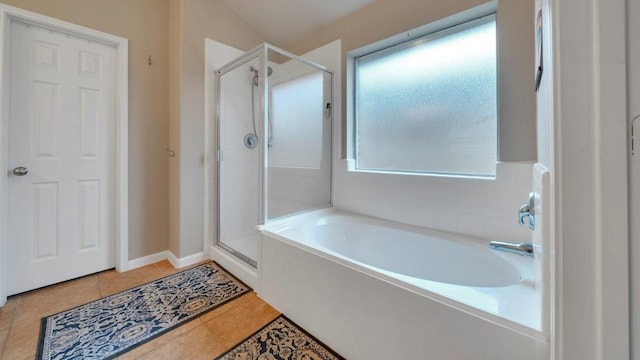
[518,192,536,230]
[518,204,530,226]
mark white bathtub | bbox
[259,209,549,359]
[304,214,523,287]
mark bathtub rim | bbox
[259,208,548,343]
[300,216,524,288]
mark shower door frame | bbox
[214,47,264,268]
[214,43,334,268]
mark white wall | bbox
[333,162,533,243]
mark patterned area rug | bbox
[216,315,345,360]
[37,262,250,360]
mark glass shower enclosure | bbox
[215,44,332,267]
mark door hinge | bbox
[633,114,640,156]
[217,150,223,162]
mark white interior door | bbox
[6,19,117,295]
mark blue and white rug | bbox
[37,262,250,360]
[215,315,345,360]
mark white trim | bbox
[128,250,207,271]
[0,7,7,308]
[551,0,629,358]
[210,245,257,289]
[115,23,129,273]
[127,251,170,271]
[348,2,497,58]
[0,3,128,304]
[203,40,212,261]
[167,251,207,269]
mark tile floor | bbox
[0,260,280,360]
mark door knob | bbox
[12,167,28,176]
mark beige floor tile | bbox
[26,274,97,297]
[97,260,217,298]
[13,276,101,327]
[134,325,225,360]
[0,296,20,331]
[97,264,168,297]
[150,260,179,276]
[2,259,282,359]
[2,295,21,308]
[154,260,212,276]
[2,320,41,360]
[198,291,254,324]
[0,328,10,356]
[203,292,280,350]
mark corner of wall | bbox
[173,0,268,258]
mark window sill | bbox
[344,158,497,181]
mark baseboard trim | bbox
[167,251,207,269]
[127,250,207,271]
[127,251,170,271]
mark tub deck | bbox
[258,208,549,359]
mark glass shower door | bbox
[265,48,333,221]
[217,56,261,266]
[215,43,333,268]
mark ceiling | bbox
[221,0,377,46]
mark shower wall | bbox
[267,58,332,219]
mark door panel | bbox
[33,182,59,259]
[6,20,117,295]
[32,81,60,158]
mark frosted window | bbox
[355,16,497,176]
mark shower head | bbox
[249,65,273,76]
[250,66,273,86]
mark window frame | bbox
[347,6,498,179]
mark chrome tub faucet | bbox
[489,241,534,257]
